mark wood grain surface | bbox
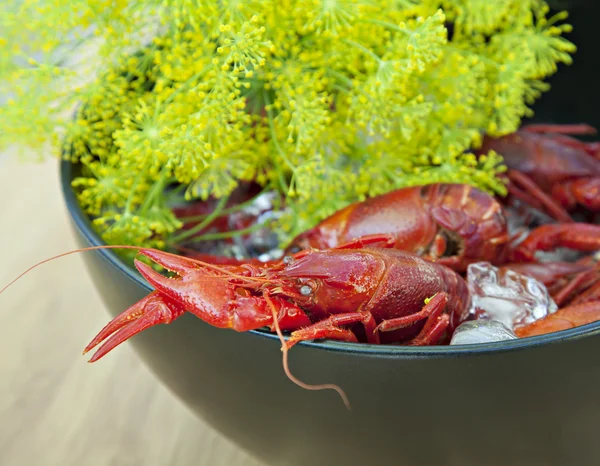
[0,153,264,466]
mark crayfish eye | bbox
[298,279,318,296]
[300,285,312,296]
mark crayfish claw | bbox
[138,248,202,276]
[84,291,185,362]
[134,259,198,302]
[134,258,236,318]
[287,319,360,349]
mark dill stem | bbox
[139,167,169,214]
[124,174,143,215]
[326,69,355,89]
[263,90,295,172]
[262,90,294,195]
[361,18,411,35]
[169,194,230,243]
[166,183,187,201]
[182,221,269,243]
[178,186,271,222]
[342,39,382,63]
[163,68,209,105]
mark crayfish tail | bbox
[515,301,600,338]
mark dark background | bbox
[530,0,600,133]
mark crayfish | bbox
[480,123,600,223]
[84,238,472,361]
[287,182,600,271]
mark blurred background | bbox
[0,155,264,464]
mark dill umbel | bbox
[0,1,576,253]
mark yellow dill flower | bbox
[0,0,577,251]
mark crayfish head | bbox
[427,228,464,259]
[427,184,510,271]
[133,249,256,320]
[273,249,385,315]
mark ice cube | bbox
[229,202,284,257]
[258,249,284,262]
[467,262,558,329]
[450,320,517,345]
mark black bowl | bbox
[61,3,600,465]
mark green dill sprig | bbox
[0,0,576,251]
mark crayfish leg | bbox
[501,262,594,288]
[506,170,574,223]
[552,268,599,307]
[286,311,380,349]
[407,315,450,347]
[511,223,600,262]
[523,123,597,136]
[587,142,600,160]
[84,291,186,362]
[571,278,600,305]
[375,293,450,346]
[334,234,397,250]
[266,297,312,332]
[552,178,600,212]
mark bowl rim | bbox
[60,159,600,358]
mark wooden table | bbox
[0,153,264,466]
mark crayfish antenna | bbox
[84,291,186,362]
[0,245,143,297]
[263,293,352,411]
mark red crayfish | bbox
[480,123,600,223]
[288,183,600,271]
[186,182,600,273]
[84,238,471,360]
[77,237,474,409]
[288,183,510,272]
